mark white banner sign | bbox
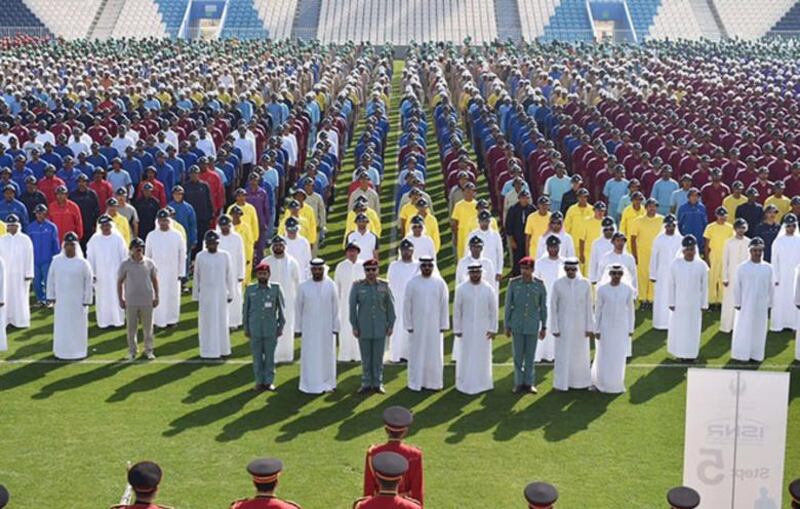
[683,369,790,509]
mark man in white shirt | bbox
[346,213,379,263]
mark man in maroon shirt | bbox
[700,169,731,222]
[783,162,800,199]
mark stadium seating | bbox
[111,0,168,38]
[253,0,298,39]
[714,0,795,40]
[221,0,269,39]
[518,0,563,40]
[647,0,703,40]
[23,0,101,39]
[0,0,48,35]
[317,0,497,44]
[540,0,594,42]
[626,0,661,40]
[769,0,800,35]
[153,0,190,38]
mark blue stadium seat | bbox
[0,0,48,35]
[770,1,800,34]
[541,0,593,42]
[153,0,190,39]
[625,0,662,40]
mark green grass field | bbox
[1,62,798,509]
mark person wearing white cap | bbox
[649,214,683,330]
[666,235,709,361]
[453,262,497,395]
[770,213,800,331]
[592,264,636,393]
[46,232,93,359]
[296,258,340,394]
[0,214,33,328]
[550,257,594,391]
[731,237,774,362]
[720,218,750,333]
[193,230,235,359]
[86,215,127,328]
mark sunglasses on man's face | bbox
[565,267,578,272]
[365,268,378,272]
[420,263,434,268]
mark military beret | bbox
[0,484,8,507]
[204,230,220,243]
[63,231,79,243]
[218,214,232,226]
[247,458,283,484]
[519,256,535,267]
[4,213,19,224]
[371,452,409,481]
[789,478,800,504]
[309,258,325,267]
[524,482,558,507]
[129,237,145,249]
[156,209,170,219]
[271,235,286,245]
[345,242,361,252]
[666,486,700,509]
[399,239,414,250]
[784,213,798,225]
[255,260,270,272]
[363,259,379,269]
[98,215,112,225]
[383,406,413,430]
[682,235,697,248]
[34,204,47,214]
[127,461,162,492]
[715,206,728,216]
[749,237,765,249]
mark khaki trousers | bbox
[126,305,154,355]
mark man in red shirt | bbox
[38,165,65,204]
[700,169,730,222]
[48,185,83,242]
[197,156,224,217]
[89,168,114,213]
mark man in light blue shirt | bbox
[650,165,679,216]
[603,164,630,223]
[107,158,133,196]
[669,174,695,214]
[543,163,571,212]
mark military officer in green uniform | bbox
[350,259,396,394]
[243,259,286,393]
[504,256,548,394]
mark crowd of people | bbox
[0,35,799,402]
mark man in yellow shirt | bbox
[231,204,254,285]
[525,196,552,256]
[278,199,315,247]
[630,198,664,304]
[0,220,6,236]
[619,191,645,238]
[411,198,440,253]
[106,197,131,245]
[451,183,478,258]
[227,188,259,244]
[564,188,594,236]
[577,202,607,274]
[703,206,734,305]
[722,181,747,224]
[764,181,791,222]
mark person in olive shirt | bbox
[243,259,286,392]
[504,256,548,394]
[350,259,396,394]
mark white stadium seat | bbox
[715,0,794,39]
[111,0,167,38]
[24,0,103,39]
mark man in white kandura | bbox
[0,255,6,352]
[731,236,774,362]
[453,262,498,395]
[589,217,616,287]
[592,264,636,393]
[534,235,566,362]
[266,235,301,363]
[468,209,504,285]
[46,231,93,359]
[284,217,311,280]
[535,211,575,259]
[296,258,340,394]
[193,230,234,359]
[87,215,127,328]
[335,242,365,362]
[770,213,800,332]
[0,214,33,328]
[403,255,449,391]
[550,257,593,391]
[404,216,436,262]
[599,232,638,294]
[795,268,800,360]
[667,235,709,361]
[720,218,750,334]
[217,214,246,330]
[387,239,418,362]
[145,209,186,328]
[648,214,682,330]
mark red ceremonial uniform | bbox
[364,442,424,505]
[353,494,421,508]
[111,504,172,509]
[230,496,301,509]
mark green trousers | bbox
[358,336,386,387]
[250,335,277,385]
[512,333,538,386]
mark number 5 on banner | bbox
[697,448,724,486]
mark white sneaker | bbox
[126,353,136,361]
[146,352,156,360]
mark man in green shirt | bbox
[504,256,548,394]
[350,259,396,394]
[242,259,286,392]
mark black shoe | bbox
[357,385,371,394]
[253,384,266,393]
[374,385,386,394]
[513,385,522,394]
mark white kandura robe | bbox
[454,254,496,364]
[0,257,6,351]
[46,254,93,359]
[534,256,565,362]
[535,230,576,259]
[192,250,234,358]
[589,236,614,285]
[267,254,301,362]
[648,232,683,330]
[467,227,504,278]
[550,275,594,390]
[769,233,800,331]
[86,232,127,328]
[0,232,33,328]
[403,234,436,262]
[667,257,709,359]
[403,274,449,391]
[731,260,774,361]
[145,228,186,327]
[387,259,418,362]
[591,282,635,393]
[218,231,246,328]
[286,235,312,280]
[334,258,364,361]
[453,280,497,394]
[794,267,800,360]
[720,236,750,333]
[296,276,340,393]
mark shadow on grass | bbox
[31,361,134,399]
[106,358,212,403]
[699,330,731,360]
